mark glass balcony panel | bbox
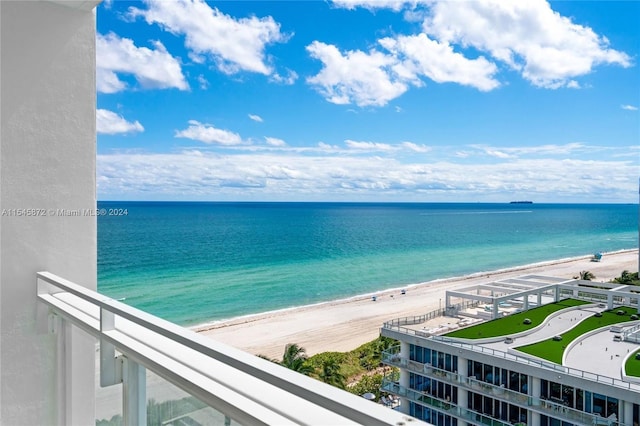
[145,369,243,426]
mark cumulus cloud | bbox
[306,32,500,106]
[422,0,631,89]
[379,34,500,91]
[327,0,630,94]
[97,32,188,93]
[129,0,288,76]
[306,41,411,107]
[249,114,264,122]
[97,109,144,135]
[621,104,638,111]
[175,120,243,145]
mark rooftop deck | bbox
[382,276,640,387]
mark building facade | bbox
[381,276,640,426]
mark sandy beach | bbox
[196,249,639,360]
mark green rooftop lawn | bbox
[444,299,590,339]
[625,349,640,377]
[515,306,637,364]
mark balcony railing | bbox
[37,272,428,426]
[622,323,640,343]
[380,379,512,426]
[381,348,622,426]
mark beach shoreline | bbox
[196,249,639,359]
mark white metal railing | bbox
[37,272,428,426]
[380,379,514,426]
[622,323,640,343]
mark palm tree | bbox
[318,358,346,389]
[614,270,636,284]
[281,343,313,375]
[579,270,596,281]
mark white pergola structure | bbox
[445,275,640,320]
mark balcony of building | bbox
[380,378,514,426]
[38,271,428,425]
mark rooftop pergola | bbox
[446,275,640,319]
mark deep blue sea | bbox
[97,202,638,326]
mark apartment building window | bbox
[409,345,457,372]
[541,380,618,417]
[409,402,458,426]
[468,391,526,424]
[468,360,527,393]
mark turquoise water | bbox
[97,202,638,326]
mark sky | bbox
[96,0,640,203]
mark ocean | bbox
[97,202,638,326]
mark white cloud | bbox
[472,143,588,158]
[621,104,638,111]
[306,41,410,107]
[401,142,430,153]
[129,0,288,76]
[249,114,264,123]
[306,32,500,106]
[97,109,144,135]
[332,0,416,12]
[318,142,339,151]
[97,147,638,202]
[270,69,299,85]
[197,74,209,90]
[330,0,631,90]
[265,137,286,147]
[97,32,188,93]
[345,140,397,151]
[344,139,430,153]
[380,34,500,91]
[175,120,243,145]
[422,0,632,89]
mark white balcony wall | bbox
[1,1,99,424]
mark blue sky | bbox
[96,0,639,203]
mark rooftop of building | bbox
[382,275,640,387]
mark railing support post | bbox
[123,357,146,426]
[100,308,122,387]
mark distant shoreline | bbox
[193,248,635,332]
[196,249,639,358]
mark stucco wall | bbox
[1,1,98,424]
